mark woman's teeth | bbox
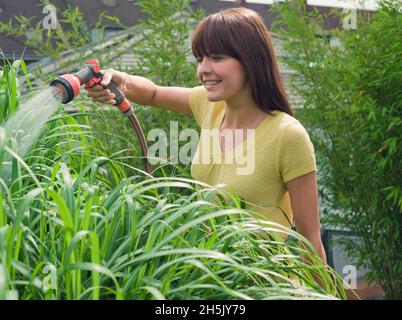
[204,80,222,88]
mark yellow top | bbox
[188,86,316,228]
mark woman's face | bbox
[196,54,249,102]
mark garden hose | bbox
[50,59,153,174]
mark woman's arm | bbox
[86,69,192,114]
[285,171,327,263]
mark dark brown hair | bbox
[191,7,293,116]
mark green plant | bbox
[2,0,204,177]
[88,0,206,176]
[0,59,33,124]
[131,0,203,88]
[126,0,204,148]
[272,0,401,299]
[0,59,347,300]
[0,1,125,61]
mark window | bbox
[219,0,283,4]
[306,0,379,11]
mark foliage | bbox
[131,0,203,88]
[126,0,204,137]
[1,0,206,176]
[272,0,401,299]
[87,0,206,175]
[0,0,125,60]
[0,59,347,300]
[0,59,33,124]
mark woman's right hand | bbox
[85,68,126,105]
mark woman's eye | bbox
[196,56,223,63]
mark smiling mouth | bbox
[204,80,222,89]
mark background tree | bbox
[272,0,401,299]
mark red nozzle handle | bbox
[85,59,100,73]
[83,66,131,113]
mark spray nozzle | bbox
[49,59,131,114]
[50,59,100,103]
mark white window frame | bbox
[306,0,379,11]
[219,0,284,4]
[219,0,379,10]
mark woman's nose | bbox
[197,58,212,73]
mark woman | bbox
[86,7,327,263]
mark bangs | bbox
[191,16,239,60]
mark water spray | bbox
[50,59,153,174]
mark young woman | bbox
[86,7,327,263]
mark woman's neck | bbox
[222,100,268,130]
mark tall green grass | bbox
[0,59,32,124]
[0,60,348,300]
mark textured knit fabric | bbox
[188,85,316,229]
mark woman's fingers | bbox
[87,88,110,98]
[85,69,119,105]
[87,89,115,102]
[100,70,113,86]
[104,99,116,105]
[86,84,104,92]
[95,94,115,102]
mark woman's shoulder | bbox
[269,111,314,151]
[265,110,307,134]
[258,110,313,151]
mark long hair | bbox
[191,7,293,116]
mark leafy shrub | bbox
[0,1,124,60]
[85,0,206,176]
[272,0,401,299]
[0,60,33,124]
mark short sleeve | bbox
[277,122,317,183]
[188,86,210,126]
